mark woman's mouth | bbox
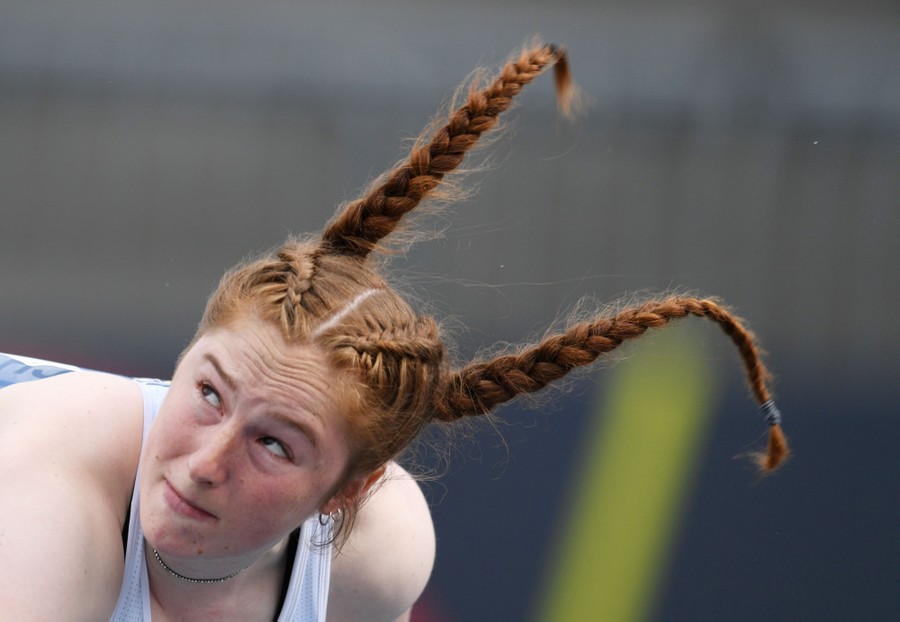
[163,480,217,521]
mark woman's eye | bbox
[200,383,222,409]
[260,437,289,459]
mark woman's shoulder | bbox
[0,367,145,494]
[0,365,144,423]
[327,462,436,622]
[0,366,146,619]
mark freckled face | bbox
[138,319,352,562]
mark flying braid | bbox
[320,42,576,258]
[434,295,789,472]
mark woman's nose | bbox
[187,426,237,487]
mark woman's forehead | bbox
[189,321,337,406]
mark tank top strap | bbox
[277,514,333,621]
[110,379,170,622]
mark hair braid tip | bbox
[678,296,788,474]
[545,44,577,119]
[752,400,789,473]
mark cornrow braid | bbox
[329,317,445,363]
[434,295,789,472]
[276,249,317,338]
[320,41,576,258]
[321,310,447,477]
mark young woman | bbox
[0,41,787,621]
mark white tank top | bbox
[0,354,332,621]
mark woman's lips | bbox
[163,480,217,521]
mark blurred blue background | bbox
[1,1,898,620]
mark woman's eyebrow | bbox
[266,411,320,448]
[202,352,323,445]
[204,353,238,391]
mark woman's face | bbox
[139,318,354,563]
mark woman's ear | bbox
[320,464,387,515]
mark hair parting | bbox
[312,288,381,338]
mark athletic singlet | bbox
[0,353,333,621]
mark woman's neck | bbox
[146,538,290,621]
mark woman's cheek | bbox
[154,408,193,458]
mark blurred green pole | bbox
[536,329,716,622]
